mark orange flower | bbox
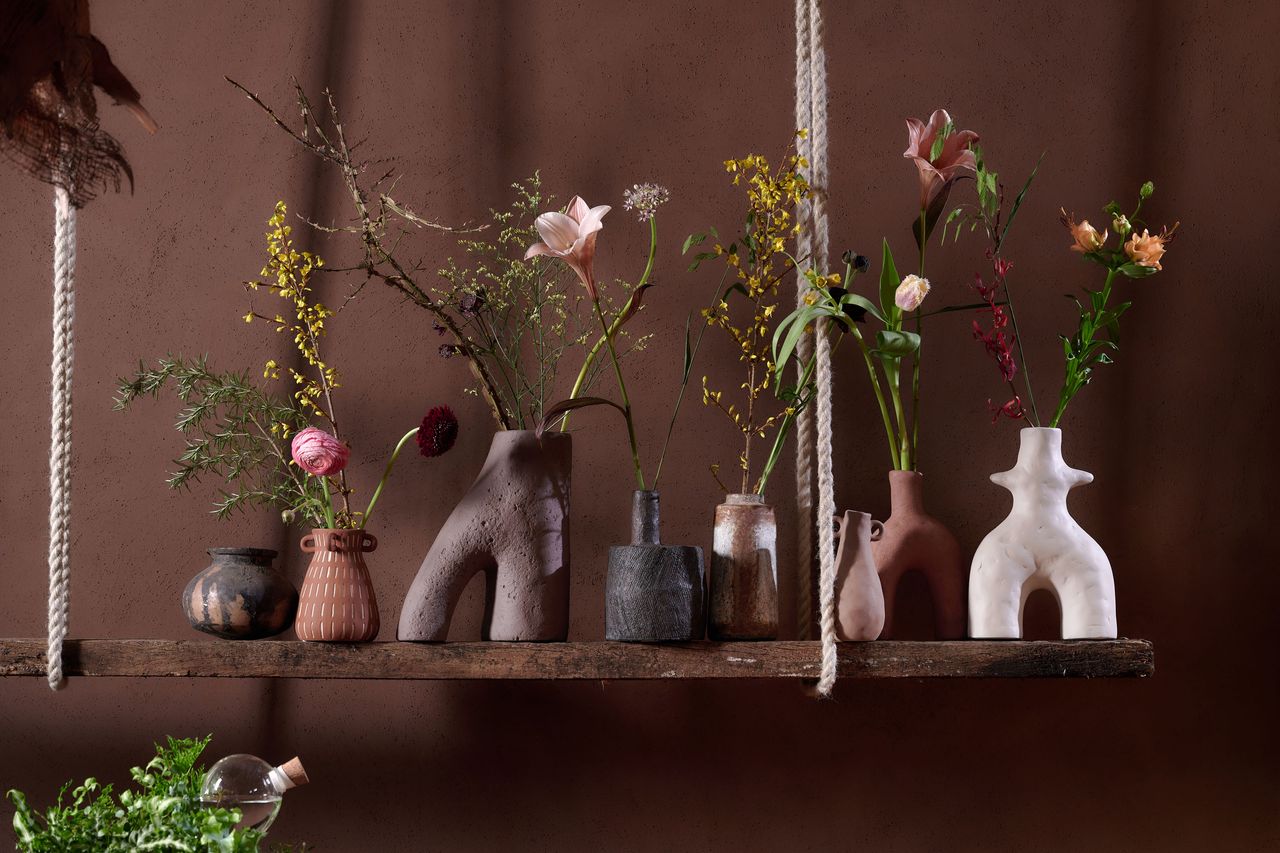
[1124,224,1179,271]
[1059,208,1108,254]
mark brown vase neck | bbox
[888,470,926,516]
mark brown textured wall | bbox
[1,1,1277,850]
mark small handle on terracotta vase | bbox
[832,512,846,539]
[870,521,885,542]
[360,531,378,553]
[300,533,318,553]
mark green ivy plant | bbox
[7,736,306,852]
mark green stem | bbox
[562,218,658,431]
[593,298,645,489]
[887,360,911,471]
[911,208,925,470]
[1050,268,1117,428]
[653,266,728,489]
[1000,272,1041,426]
[361,426,419,527]
[319,476,336,528]
[851,325,900,470]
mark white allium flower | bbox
[622,183,671,222]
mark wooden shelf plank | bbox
[0,638,1153,681]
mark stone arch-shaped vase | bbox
[398,430,571,642]
[969,427,1117,639]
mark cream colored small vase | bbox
[969,427,1117,639]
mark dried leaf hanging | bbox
[0,0,155,207]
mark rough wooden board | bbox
[0,639,1153,680]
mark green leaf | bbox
[878,239,901,325]
[681,232,706,255]
[998,151,1044,251]
[681,313,694,382]
[1118,262,1159,278]
[872,329,921,357]
[841,291,884,324]
[537,396,627,435]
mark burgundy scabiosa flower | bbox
[417,405,459,458]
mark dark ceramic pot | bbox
[606,490,705,642]
[183,548,297,640]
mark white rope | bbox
[794,0,839,696]
[793,0,815,641]
[47,185,76,690]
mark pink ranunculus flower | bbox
[524,196,611,300]
[903,109,980,209]
[291,426,350,476]
[895,274,932,311]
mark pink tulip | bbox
[291,427,350,476]
[525,196,611,300]
[903,109,980,209]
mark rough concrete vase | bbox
[871,471,967,639]
[605,490,705,642]
[709,493,777,640]
[183,548,297,640]
[398,430,571,642]
[834,511,886,641]
[295,529,379,642]
[969,427,1117,639]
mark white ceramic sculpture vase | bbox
[969,427,1117,639]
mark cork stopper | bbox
[273,757,309,790]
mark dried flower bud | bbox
[458,290,486,316]
[438,344,460,359]
[1140,181,1154,199]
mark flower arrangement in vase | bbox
[689,136,826,640]
[776,110,980,639]
[962,177,1180,639]
[118,203,457,642]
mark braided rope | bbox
[797,0,840,697]
[793,0,816,641]
[47,185,76,690]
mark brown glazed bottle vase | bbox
[870,471,967,639]
[398,430,571,642]
[295,529,380,642]
[709,493,778,640]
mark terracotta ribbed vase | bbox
[834,511,885,641]
[709,493,777,640]
[871,471,966,639]
[969,427,1117,639]
[295,529,380,642]
[398,430,571,642]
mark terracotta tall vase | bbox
[871,471,966,639]
[295,529,379,642]
[398,430,571,642]
[709,493,777,640]
[834,511,885,641]
[605,490,705,642]
[969,427,1117,639]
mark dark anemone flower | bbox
[417,405,459,458]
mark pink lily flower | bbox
[525,196,611,300]
[903,109,980,209]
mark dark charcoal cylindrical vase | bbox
[605,490,705,642]
[183,548,297,640]
[709,493,778,640]
[398,430,572,642]
[834,511,885,641]
[295,529,380,642]
[871,471,966,639]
